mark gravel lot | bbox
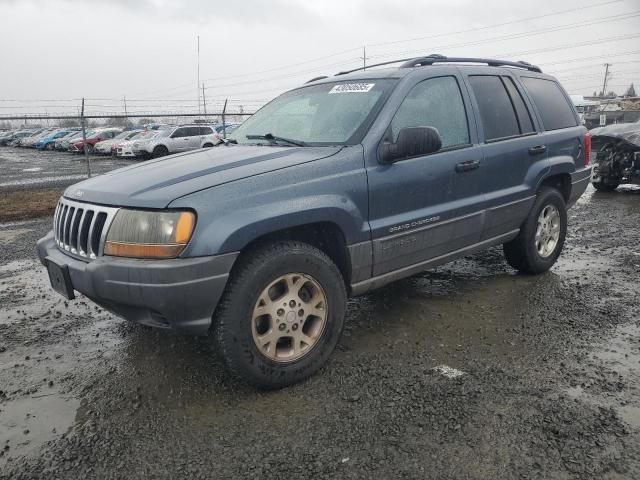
[0,147,639,479]
[0,147,136,222]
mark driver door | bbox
[366,75,485,276]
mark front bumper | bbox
[117,147,136,157]
[37,231,238,335]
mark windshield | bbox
[154,129,172,138]
[230,79,396,146]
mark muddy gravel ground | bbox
[0,178,639,478]
[0,147,135,193]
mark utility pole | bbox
[123,96,128,119]
[202,83,207,115]
[197,35,201,114]
[80,98,91,178]
[601,63,611,96]
[222,98,228,139]
[361,46,368,70]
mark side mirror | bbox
[380,126,442,163]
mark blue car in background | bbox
[35,129,80,150]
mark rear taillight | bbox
[583,132,592,167]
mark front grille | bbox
[53,197,119,260]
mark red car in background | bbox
[69,128,123,153]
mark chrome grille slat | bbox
[76,209,87,255]
[86,212,99,259]
[52,197,119,261]
[68,208,79,253]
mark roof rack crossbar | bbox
[400,55,542,73]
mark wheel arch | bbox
[233,221,352,286]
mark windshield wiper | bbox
[245,133,306,147]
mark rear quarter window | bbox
[520,77,578,131]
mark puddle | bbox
[0,259,127,463]
[0,394,79,466]
[0,228,30,243]
[563,322,640,429]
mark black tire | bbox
[215,241,347,389]
[503,187,567,274]
[202,143,214,148]
[152,145,169,158]
[592,181,619,191]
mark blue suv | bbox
[37,56,591,388]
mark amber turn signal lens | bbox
[175,211,195,244]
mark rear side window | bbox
[390,76,469,149]
[200,126,213,135]
[502,77,535,134]
[520,77,578,131]
[468,76,520,141]
[185,127,201,136]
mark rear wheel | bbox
[503,187,567,274]
[152,145,169,158]
[215,241,347,389]
[202,143,214,148]
[45,143,54,151]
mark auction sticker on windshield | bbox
[329,83,375,94]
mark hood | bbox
[590,123,640,149]
[64,145,342,208]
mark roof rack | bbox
[334,54,542,76]
[401,55,542,72]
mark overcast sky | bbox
[0,0,638,116]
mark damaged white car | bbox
[591,123,640,191]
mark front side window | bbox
[230,79,396,146]
[172,127,188,138]
[390,76,470,149]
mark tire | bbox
[45,143,54,151]
[215,241,347,389]
[592,181,619,191]
[152,145,168,158]
[202,143,214,148]
[85,144,94,154]
[503,187,567,275]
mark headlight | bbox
[104,209,195,259]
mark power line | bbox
[371,11,640,61]
[367,0,624,48]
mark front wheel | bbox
[152,145,168,158]
[215,241,347,389]
[503,187,567,274]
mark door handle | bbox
[455,160,480,173]
[528,145,547,155]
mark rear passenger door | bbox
[367,75,485,276]
[464,73,546,241]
